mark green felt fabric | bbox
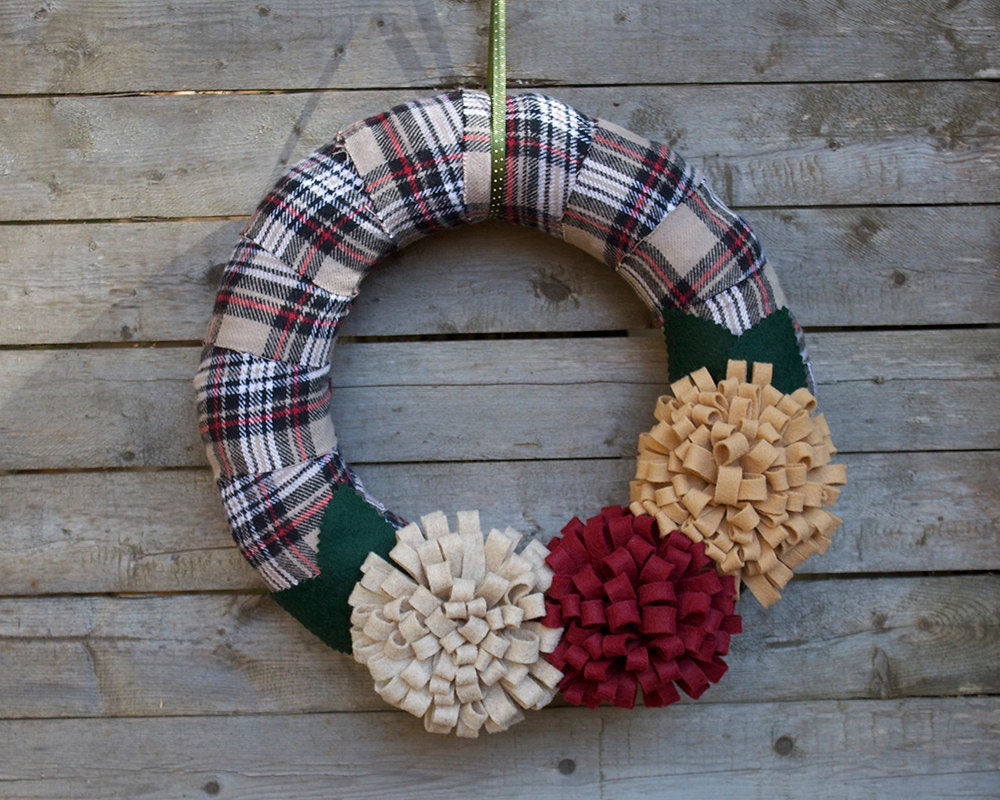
[661,307,809,394]
[271,484,399,653]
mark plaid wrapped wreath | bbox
[195,91,846,736]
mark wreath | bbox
[194,87,846,736]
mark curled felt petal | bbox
[630,360,846,606]
[545,506,740,709]
[350,510,563,737]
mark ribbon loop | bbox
[488,0,507,217]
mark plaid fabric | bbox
[689,260,788,334]
[496,93,592,235]
[195,349,336,482]
[218,449,357,589]
[618,180,768,315]
[562,118,698,269]
[461,89,492,222]
[242,142,396,298]
[690,263,813,390]
[206,239,352,368]
[342,91,468,247]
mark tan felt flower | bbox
[348,510,563,737]
[630,360,846,607]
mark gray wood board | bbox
[0,330,997,470]
[2,450,996,596]
[0,0,996,94]
[1,82,997,221]
[1,699,995,800]
[0,575,995,718]
[597,698,1000,800]
[0,206,997,346]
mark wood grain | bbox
[0,707,604,800]
[597,698,1000,800]
[0,330,996,470]
[2,451,996,596]
[1,700,993,800]
[0,0,995,94]
[0,205,996,346]
[0,576,995,718]
[1,82,997,221]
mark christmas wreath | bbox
[195,26,845,736]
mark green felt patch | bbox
[271,484,399,653]
[661,307,809,394]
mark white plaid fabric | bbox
[342,91,468,247]
[619,180,769,321]
[562,118,698,268]
[462,89,492,222]
[242,143,397,299]
[195,349,336,482]
[206,238,353,368]
[497,92,593,235]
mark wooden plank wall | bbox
[1,1,997,797]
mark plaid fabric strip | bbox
[688,262,813,391]
[205,239,352,368]
[618,180,769,315]
[343,92,467,247]
[195,349,336,482]
[220,451,401,590]
[688,260,788,334]
[462,89,492,223]
[688,262,788,335]
[495,93,593,235]
[562,118,698,269]
[242,142,396,298]
[218,449,357,589]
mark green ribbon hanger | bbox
[488,0,507,217]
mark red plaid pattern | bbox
[206,239,352,367]
[342,91,468,247]
[562,118,698,268]
[461,89,492,222]
[218,450,358,586]
[242,143,396,299]
[619,181,769,319]
[693,261,787,334]
[496,93,593,235]
[195,350,336,482]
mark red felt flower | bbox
[543,506,742,709]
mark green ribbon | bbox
[488,0,507,217]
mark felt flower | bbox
[630,360,847,606]
[544,506,741,709]
[348,510,563,737]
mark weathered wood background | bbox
[1,1,998,797]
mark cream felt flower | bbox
[348,510,563,737]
